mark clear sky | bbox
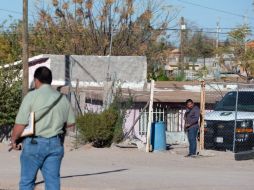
[171,0,253,27]
[168,0,254,43]
[0,0,253,40]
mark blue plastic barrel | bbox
[151,121,166,151]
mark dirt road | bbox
[0,141,253,190]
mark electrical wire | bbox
[0,27,239,36]
[0,8,22,15]
[175,0,254,20]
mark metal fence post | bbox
[233,84,239,153]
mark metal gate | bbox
[139,107,185,135]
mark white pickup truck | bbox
[204,90,254,160]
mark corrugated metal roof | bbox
[63,81,238,104]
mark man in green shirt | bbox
[10,66,75,190]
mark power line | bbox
[0,7,38,21]
[176,0,254,20]
[199,27,254,30]
[0,22,251,36]
[0,23,249,31]
[0,8,22,15]
[158,28,234,35]
[0,28,231,36]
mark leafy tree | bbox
[0,20,22,65]
[241,47,254,79]
[184,29,215,67]
[0,20,22,131]
[229,25,253,81]
[0,65,22,126]
[29,0,176,78]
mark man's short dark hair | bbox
[185,99,194,104]
[34,66,52,84]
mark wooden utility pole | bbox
[146,80,154,152]
[199,80,206,151]
[22,0,29,97]
[215,21,220,59]
[179,17,186,76]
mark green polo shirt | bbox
[15,84,75,138]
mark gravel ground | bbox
[0,138,254,190]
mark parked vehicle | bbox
[204,91,254,155]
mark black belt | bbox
[29,134,62,144]
[33,134,61,138]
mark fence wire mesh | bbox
[204,82,254,154]
[233,84,254,153]
[66,79,254,155]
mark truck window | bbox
[215,91,254,112]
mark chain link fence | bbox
[234,84,254,157]
[204,82,254,159]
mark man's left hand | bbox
[9,141,22,151]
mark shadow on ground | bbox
[35,168,128,186]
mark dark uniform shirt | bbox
[184,105,200,128]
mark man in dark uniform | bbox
[184,99,200,157]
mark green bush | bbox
[150,67,169,81]
[157,74,169,81]
[174,73,186,81]
[77,107,118,147]
[77,88,133,148]
[110,89,133,143]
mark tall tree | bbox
[184,28,215,68]
[0,65,22,126]
[0,20,22,65]
[0,20,22,129]
[29,0,177,78]
[229,25,253,81]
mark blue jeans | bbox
[187,126,199,155]
[19,136,64,190]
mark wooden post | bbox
[199,80,206,151]
[22,0,29,97]
[146,80,154,152]
[123,101,149,140]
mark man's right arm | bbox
[10,124,26,150]
[188,106,200,126]
[10,93,32,150]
